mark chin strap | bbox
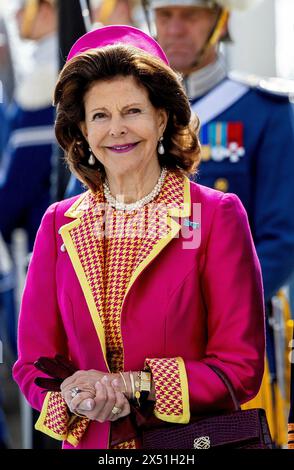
[20,0,39,38]
[184,7,229,76]
[20,0,57,38]
[208,8,229,46]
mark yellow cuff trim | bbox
[35,392,67,441]
[145,356,190,424]
[66,433,79,447]
[177,357,190,422]
[35,393,88,447]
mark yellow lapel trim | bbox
[64,191,89,219]
[168,175,191,218]
[59,191,109,370]
[123,175,191,302]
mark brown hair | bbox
[54,44,201,192]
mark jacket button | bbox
[60,244,66,252]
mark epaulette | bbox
[229,70,294,99]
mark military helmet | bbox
[150,0,261,11]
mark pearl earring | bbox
[88,148,96,166]
[158,137,165,155]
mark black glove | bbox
[34,354,77,392]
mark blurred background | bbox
[0,0,293,449]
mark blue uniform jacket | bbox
[191,82,294,301]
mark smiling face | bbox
[80,75,168,178]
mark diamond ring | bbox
[111,405,122,415]
[70,387,82,399]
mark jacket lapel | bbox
[59,172,191,364]
[59,190,109,369]
[123,173,191,302]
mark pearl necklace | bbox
[103,167,168,212]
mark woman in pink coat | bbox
[13,25,265,449]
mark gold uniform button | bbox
[201,145,211,161]
[214,178,229,192]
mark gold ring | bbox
[111,405,122,415]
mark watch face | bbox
[140,371,152,392]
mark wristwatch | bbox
[134,370,152,406]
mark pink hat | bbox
[67,25,169,65]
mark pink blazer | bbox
[13,178,265,449]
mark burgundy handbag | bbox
[142,365,273,449]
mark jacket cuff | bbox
[144,357,190,424]
[35,392,70,441]
[66,414,90,447]
[35,391,89,446]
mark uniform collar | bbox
[185,54,227,100]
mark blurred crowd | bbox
[0,0,294,450]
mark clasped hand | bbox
[60,370,131,422]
